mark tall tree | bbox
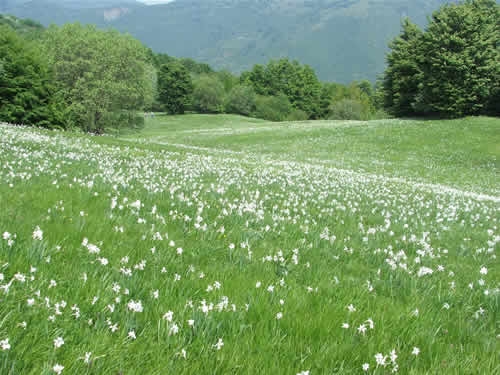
[157,62,193,114]
[383,0,499,118]
[42,24,155,132]
[383,18,423,117]
[417,0,499,117]
[0,25,57,128]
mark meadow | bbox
[0,115,498,374]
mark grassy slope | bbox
[121,115,500,195]
[0,116,498,374]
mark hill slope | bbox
[0,0,452,82]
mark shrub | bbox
[328,99,370,120]
[253,94,293,121]
[225,85,256,116]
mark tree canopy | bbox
[383,0,500,118]
[42,23,155,132]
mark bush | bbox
[328,99,370,120]
[224,85,256,116]
[286,109,309,121]
[253,94,293,121]
[191,75,225,113]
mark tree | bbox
[382,0,500,118]
[0,25,57,128]
[242,59,322,119]
[157,62,193,114]
[42,24,155,132]
[191,74,225,113]
[416,0,499,117]
[383,18,423,117]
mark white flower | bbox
[169,323,179,335]
[163,311,173,322]
[375,353,387,366]
[480,267,488,275]
[417,267,433,277]
[347,304,356,313]
[362,363,369,371]
[357,324,367,335]
[255,281,261,288]
[412,347,420,356]
[342,323,350,329]
[53,364,64,374]
[98,258,108,266]
[0,338,10,351]
[53,336,64,349]
[276,312,283,320]
[389,349,397,364]
[187,319,195,326]
[128,330,136,340]
[32,226,43,241]
[83,352,92,364]
[127,300,143,313]
[297,371,310,375]
[213,338,224,350]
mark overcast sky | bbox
[137,0,176,4]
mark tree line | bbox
[0,0,498,133]
[0,15,380,132]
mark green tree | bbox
[0,25,57,128]
[157,62,193,114]
[383,0,499,117]
[191,74,225,113]
[243,59,322,119]
[383,18,423,116]
[42,24,155,132]
[416,0,499,117]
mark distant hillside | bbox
[0,13,43,35]
[0,0,453,82]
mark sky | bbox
[136,0,176,4]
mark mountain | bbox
[0,0,453,83]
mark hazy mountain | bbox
[0,0,453,82]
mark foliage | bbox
[383,0,500,117]
[242,59,322,119]
[224,85,256,116]
[0,14,44,39]
[191,74,225,113]
[157,62,193,114]
[0,25,58,128]
[328,99,367,121]
[253,94,293,122]
[42,23,155,132]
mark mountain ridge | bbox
[0,0,453,82]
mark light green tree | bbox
[42,23,155,132]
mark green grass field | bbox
[0,115,499,374]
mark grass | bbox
[0,115,499,374]
[120,115,499,194]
